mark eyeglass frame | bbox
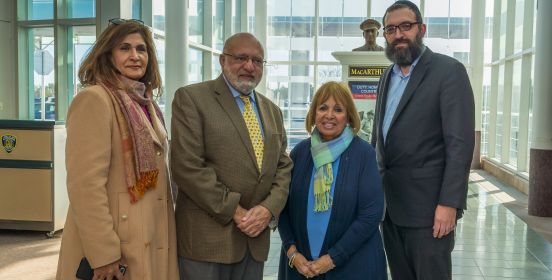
[223,53,266,68]
[108,18,145,26]
[382,21,421,35]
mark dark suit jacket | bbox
[278,137,387,280]
[170,74,293,263]
[371,48,475,228]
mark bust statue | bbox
[352,19,384,52]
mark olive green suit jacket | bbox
[170,75,292,263]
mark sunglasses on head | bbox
[108,18,145,26]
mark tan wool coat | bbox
[56,85,179,280]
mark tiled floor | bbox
[263,170,552,279]
[0,170,551,279]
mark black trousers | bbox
[382,214,455,280]
[178,250,264,280]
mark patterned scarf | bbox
[102,76,165,203]
[310,126,354,212]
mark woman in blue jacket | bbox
[278,81,387,279]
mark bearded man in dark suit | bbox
[371,2,475,279]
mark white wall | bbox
[0,0,16,119]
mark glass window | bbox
[484,0,494,64]
[66,0,95,18]
[71,26,95,97]
[509,59,522,166]
[481,66,492,156]
[212,54,222,79]
[425,0,449,17]
[188,48,204,84]
[152,0,166,113]
[426,17,448,39]
[267,64,290,108]
[132,0,141,20]
[423,0,471,57]
[287,64,314,149]
[317,65,341,86]
[266,61,312,150]
[453,52,469,64]
[247,0,255,33]
[532,0,536,48]
[18,1,100,121]
[154,36,166,113]
[319,0,345,37]
[317,0,372,60]
[450,0,472,17]
[495,65,505,161]
[268,0,314,61]
[319,0,343,60]
[344,0,367,18]
[153,0,165,32]
[267,64,296,147]
[214,0,225,51]
[371,0,398,20]
[513,0,524,53]
[499,0,507,58]
[449,17,470,39]
[233,0,241,33]
[31,28,56,120]
[19,0,54,20]
[189,0,204,44]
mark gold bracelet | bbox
[288,251,297,268]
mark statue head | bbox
[360,19,381,46]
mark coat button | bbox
[156,151,162,156]
[121,214,128,220]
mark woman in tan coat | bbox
[56,19,179,280]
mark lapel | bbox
[377,66,393,153]
[212,75,260,172]
[386,48,433,140]
[146,102,166,150]
[297,143,314,259]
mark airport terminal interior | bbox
[0,0,551,279]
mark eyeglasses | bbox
[108,18,145,26]
[223,53,266,68]
[383,22,420,35]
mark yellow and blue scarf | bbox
[310,126,354,212]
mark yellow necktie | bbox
[240,95,264,170]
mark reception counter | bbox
[0,120,67,236]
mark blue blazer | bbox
[278,136,387,280]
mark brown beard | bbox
[384,33,424,66]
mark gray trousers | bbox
[178,250,264,280]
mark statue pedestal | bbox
[331,51,391,143]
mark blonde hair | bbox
[78,21,162,95]
[305,81,361,135]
